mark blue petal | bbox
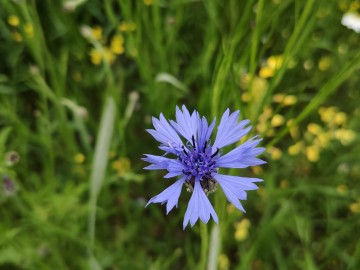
[147,113,183,148]
[217,137,266,168]
[214,173,263,212]
[146,177,186,214]
[183,180,218,229]
[158,145,183,155]
[197,116,216,150]
[170,105,199,143]
[164,171,183,178]
[142,154,172,170]
[161,159,183,178]
[213,109,251,149]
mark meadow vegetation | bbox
[0,0,360,269]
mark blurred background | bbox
[0,0,360,269]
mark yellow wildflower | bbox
[282,95,297,106]
[241,92,251,102]
[89,46,115,66]
[334,112,347,125]
[12,31,22,42]
[252,166,263,175]
[334,129,356,145]
[91,26,102,40]
[90,48,102,65]
[258,106,273,122]
[24,23,34,38]
[314,132,331,148]
[271,114,285,127]
[273,93,285,103]
[268,55,283,69]
[235,218,251,241]
[306,145,320,162]
[119,21,136,32]
[251,77,268,97]
[288,141,304,156]
[336,184,348,195]
[110,35,125,55]
[318,57,332,71]
[307,123,323,135]
[259,66,274,78]
[112,157,131,177]
[104,48,115,64]
[8,15,20,26]
[218,254,230,270]
[287,119,300,139]
[349,201,360,213]
[74,153,85,164]
[260,55,283,78]
[268,146,282,160]
[255,122,267,134]
[319,106,337,124]
[239,73,250,89]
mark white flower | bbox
[64,0,87,12]
[341,12,360,33]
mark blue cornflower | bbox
[144,105,266,229]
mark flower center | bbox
[178,136,219,193]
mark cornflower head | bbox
[143,105,266,229]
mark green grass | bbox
[1,0,360,269]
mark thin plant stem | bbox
[207,224,220,270]
[199,221,209,270]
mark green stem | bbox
[207,224,220,270]
[199,222,209,270]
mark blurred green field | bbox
[1,0,360,269]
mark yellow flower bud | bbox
[306,145,319,162]
[273,93,285,103]
[235,218,251,241]
[318,57,332,71]
[90,49,102,65]
[271,114,285,127]
[307,123,323,135]
[268,147,282,160]
[8,15,20,26]
[288,141,304,156]
[259,66,274,78]
[74,153,85,164]
[334,112,347,125]
[282,95,297,106]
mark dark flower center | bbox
[178,136,219,194]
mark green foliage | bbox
[0,0,360,269]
